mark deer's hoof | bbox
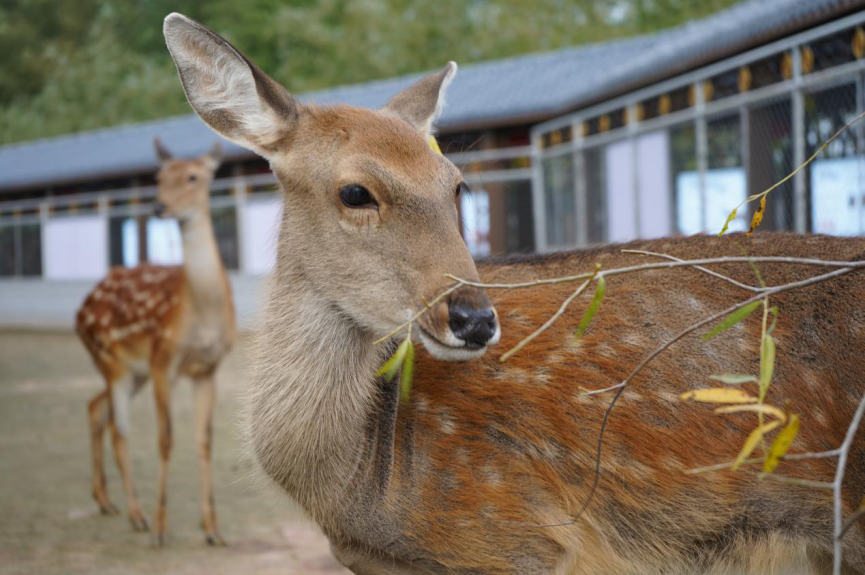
[151,533,168,548]
[130,514,150,532]
[205,533,227,547]
[99,501,120,516]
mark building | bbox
[1,0,863,328]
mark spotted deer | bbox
[76,139,235,546]
[164,13,865,574]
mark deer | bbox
[76,138,236,547]
[163,13,865,574]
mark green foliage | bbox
[702,300,761,341]
[1,0,739,145]
[575,274,606,338]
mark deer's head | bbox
[153,137,222,222]
[163,14,499,361]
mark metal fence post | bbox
[695,81,709,233]
[792,47,807,233]
[530,132,547,252]
[232,165,247,274]
[572,120,588,246]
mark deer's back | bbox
[370,233,865,574]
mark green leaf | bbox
[767,306,779,336]
[763,414,799,474]
[575,275,606,338]
[702,301,762,341]
[718,207,738,236]
[400,340,415,404]
[759,335,776,401]
[376,337,411,382]
[709,373,758,385]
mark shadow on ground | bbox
[0,331,348,575]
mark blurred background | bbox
[1,0,864,573]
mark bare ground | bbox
[0,330,349,575]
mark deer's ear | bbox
[163,13,299,156]
[383,62,457,137]
[202,142,222,171]
[154,137,173,164]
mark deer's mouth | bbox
[416,325,495,362]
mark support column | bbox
[792,47,807,233]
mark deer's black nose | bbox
[449,305,497,348]
[153,202,166,217]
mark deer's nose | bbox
[448,305,497,348]
[153,202,166,217]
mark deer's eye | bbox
[188,174,198,182]
[339,185,377,209]
[456,182,469,197]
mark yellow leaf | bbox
[747,196,766,237]
[376,337,411,382]
[427,136,442,155]
[715,403,787,421]
[733,421,781,471]
[763,414,800,474]
[680,388,759,404]
[718,207,738,237]
[400,340,415,404]
[759,335,776,401]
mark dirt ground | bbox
[0,330,349,575]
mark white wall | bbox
[44,216,107,280]
[636,131,671,239]
[242,198,282,275]
[605,140,636,242]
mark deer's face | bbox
[164,14,499,360]
[153,140,221,222]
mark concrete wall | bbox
[0,275,267,332]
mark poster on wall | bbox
[676,168,747,236]
[811,157,864,236]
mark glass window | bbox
[211,205,240,270]
[542,153,575,246]
[20,222,42,277]
[584,147,607,244]
[0,225,15,276]
[805,83,864,236]
[748,97,793,230]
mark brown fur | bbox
[162,13,865,573]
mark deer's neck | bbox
[179,211,230,316]
[248,257,388,521]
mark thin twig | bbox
[447,256,863,291]
[833,390,865,574]
[373,282,463,345]
[621,249,765,293]
[723,109,865,230]
[840,505,865,539]
[762,475,834,490]
[685,449,842,475]
[498,277,593,362]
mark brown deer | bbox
[76,139,235,546]
[164,13,865,574]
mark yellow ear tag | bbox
[427,135,442,155]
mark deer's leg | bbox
[108,375,149,531]
[151,365,173,547]
[194,374,224,546]
[88,389,118,515]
